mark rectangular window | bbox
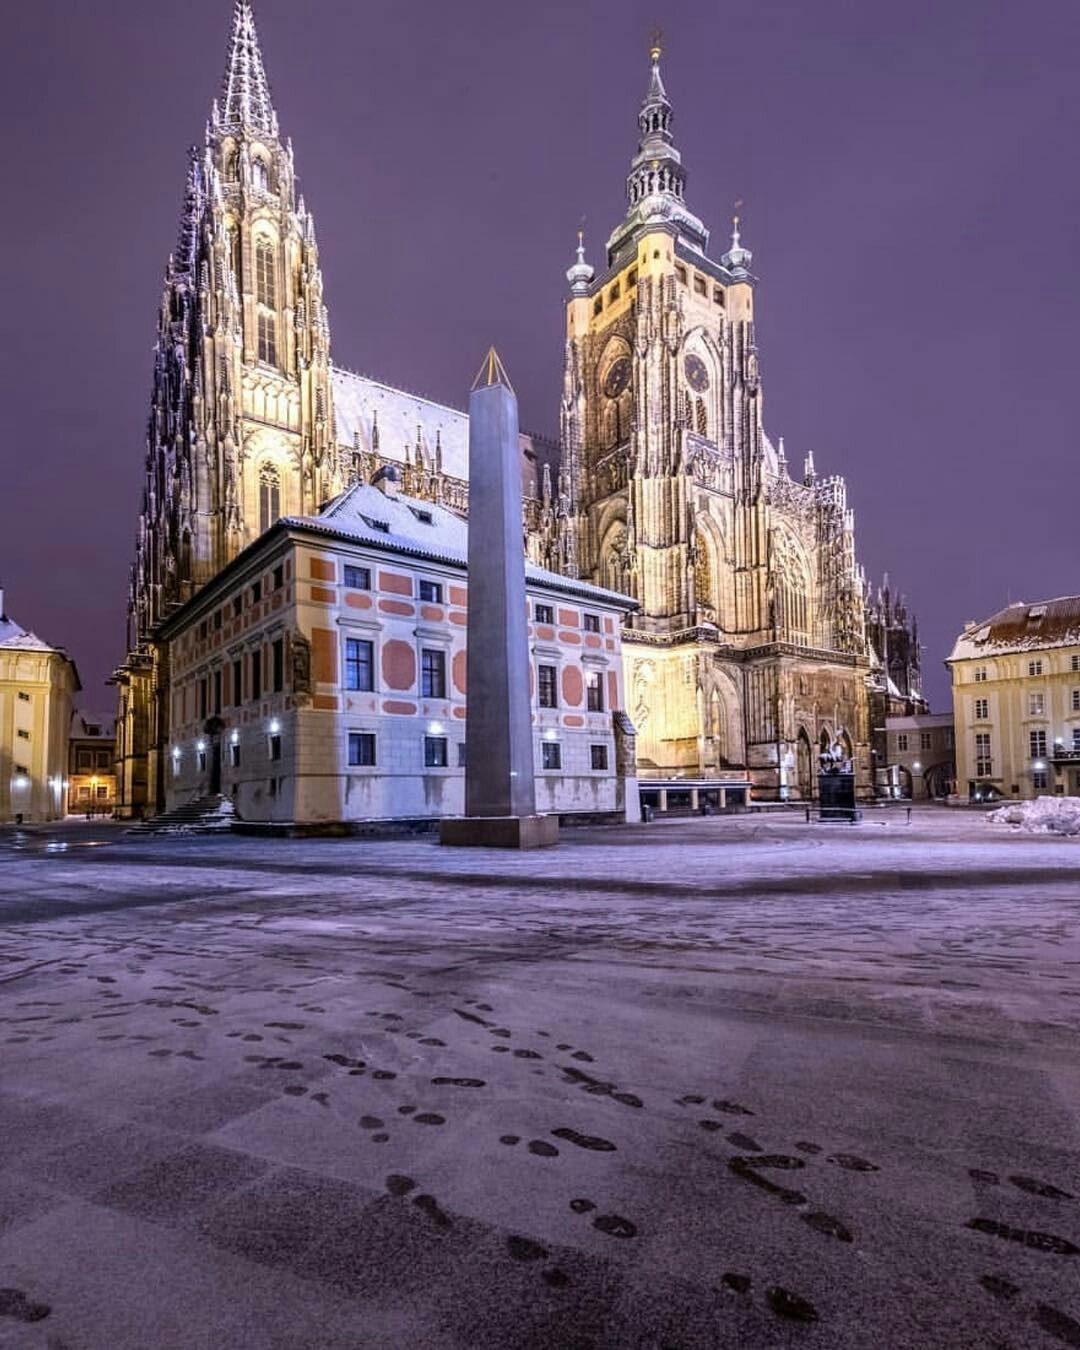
[233,596,243,619]
[542,741,562,771]
[675,264,687,285]
[198,678,208,720]
[1028,659,1044,677]
[1073,689,1080,712]
[920,732,932,750]
[424,735,448,768]
[586,670,604,712]
[1032,770,1048,790]
[16,729,29,741]
[713,287,725,307]
[535,603,554,625]
[233,659,243,705]
[344,565,371,591]
[1072,655,1080,672]
[348,732,376,767]
[974,699,988,720]
[590,744,608,771]
[95,751,110,768]
[1030,730,1047,759]
[345,638,374,692]
[269,733,282,762]
[538,664,558,709]
[251,650,262,701]
[257,312,277,366]
[1028,692,1045,716]
[213,668,222,714]
[272,638,284,693]
[944,729,955,748]
[418,580,443,604]
[975,731,992,777]
[96,786,108,800]
[198,750,207,772]
[273,564,284,591]
[214,609,223,631]
[230,742,240,768]
[457,742,468,768]
[17,691,30,702]
[252,579,262,604]
[693,274,707,296]
[1073,728,1080,751]
[974,667,987,683]
[583,613,601,633]
[77,750,92,768]
[421,648,446,699]
[896,733,909,752]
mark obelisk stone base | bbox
[439,814,560,850]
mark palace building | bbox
[114,2,920,820]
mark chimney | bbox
[372,464,399,498]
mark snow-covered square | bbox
[0,808,1077,1348]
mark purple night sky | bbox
[2,0,1077,710]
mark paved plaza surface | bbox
[0,809,1078,1349]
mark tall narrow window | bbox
[255,240,276,308]
[586,670,604,712]
[421,649,447,699]
[259,463,281,533]
[257,311,277,366]
[345,638,374,692]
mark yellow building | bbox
[68,713,117,815]
[0,588,80,823]
[947,597,1080,801]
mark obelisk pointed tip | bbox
[471,347,515,395]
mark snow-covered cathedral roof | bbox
[331,366,556,497]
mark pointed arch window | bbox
[257,312,277,367]
[255,240,276,308]
[252,158,269,193]
[259,463,281,534]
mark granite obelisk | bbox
[440,350,559,848]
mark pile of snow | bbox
[988,797,1080,836]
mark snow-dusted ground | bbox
[990,795,1080,836]
[0,809,1078,1348]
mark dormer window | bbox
[609,282,620,304]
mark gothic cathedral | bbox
[114,4,920,814]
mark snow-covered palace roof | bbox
[949,595,1080,662]
[331,367,557,498]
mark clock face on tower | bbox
[684,354,709,392]
[603,357,632,400]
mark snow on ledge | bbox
[988,797,1080,837]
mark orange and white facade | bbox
[157,483,638,827]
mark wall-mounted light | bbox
[428,721,443,735]
[230,729,240,746]
[913,760,921,772]
[1033,760,1046,772]
[171,745,181,759]
[196,739,206,753]
[12,776,29,790]
[543,728,559,742]
[269,719,280,735]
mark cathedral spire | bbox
[220,0,278,138]
[607,36,708,262]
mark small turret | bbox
[566,229,595,296]
[721,209,753,274]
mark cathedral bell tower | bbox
[561,39,764,636]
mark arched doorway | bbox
[797,729,814,800]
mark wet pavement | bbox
[0,809,1078,1348]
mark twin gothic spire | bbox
[218,0,278,138]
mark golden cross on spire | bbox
[733,197,744,231]
[649,27,663,62]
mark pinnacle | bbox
[471,347,515,394]
[220,0,278,137]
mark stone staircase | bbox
[126,794,237,836]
